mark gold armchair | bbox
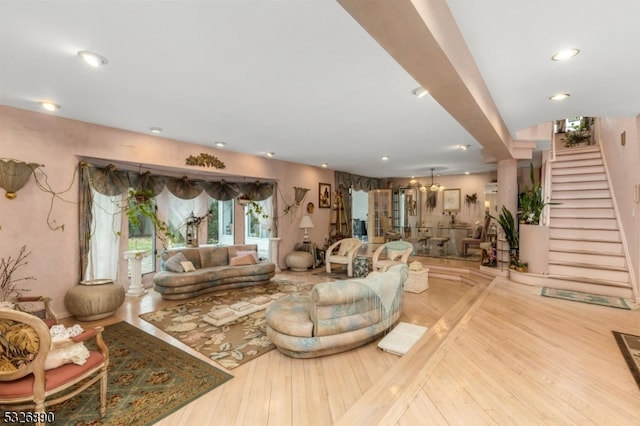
[0,308,109,425]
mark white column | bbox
[123,250,149,296]
[269,237,281,272]
[497,159,519,271]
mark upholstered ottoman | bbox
[285,251,313,272]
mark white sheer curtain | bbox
[86,189,122,281]
[167,190,209,243]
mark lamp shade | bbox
[299,215,314,229]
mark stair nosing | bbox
[548,260,628,272]
[548,248,625,257]
[543,274,631,288]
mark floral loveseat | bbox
[265,264,408,358]
[153,244,276,300]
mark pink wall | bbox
[597,116,640,299]
[0,106,334,316]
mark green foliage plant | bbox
[125,189,175,249]
[519,163,558,225]
[490,206,520,265]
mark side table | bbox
[404,268,429,293]
[353,255,370,278]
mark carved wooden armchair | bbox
[0,308,109,425]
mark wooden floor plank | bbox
[59,257,640,426]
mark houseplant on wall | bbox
[124,189,175,249]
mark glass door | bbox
[368,189,392,244]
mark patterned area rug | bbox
[140,279,314,370]
[612,331,640,390]
[50,321,232,425]
[541,287,631,310]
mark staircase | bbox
[546,145,633,298]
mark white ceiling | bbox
[2,0,639,179]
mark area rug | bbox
[313,269,350,280]
[49,321,232,426]
[612,331,640,390]
[140,279,314,370]
[541,287,631,310]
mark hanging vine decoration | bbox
[425,191,437,211]
[465,193,478,208]
[0,158,77,231]
[185,153,226,169]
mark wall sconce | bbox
[0,159,42,199]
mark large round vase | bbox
[65,279,125,321]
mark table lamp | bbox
[299,215,314,242]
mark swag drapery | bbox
[79,162,276,280]
[334,171,381,238]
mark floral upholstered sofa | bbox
[153,244,276,300]
[265,264,408,358]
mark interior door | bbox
[368,189,392,244]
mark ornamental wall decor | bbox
[185,153,226,169]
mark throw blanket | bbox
[357,271,401,314]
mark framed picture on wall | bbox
[319,183,331,208]
[443,188,461,212]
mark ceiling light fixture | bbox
[549,93,570,101]
[381,156,390,161]
[39,101,60,112]
[77,50,108,67]
[149,127,163,133]
[411,87,429,98]
[215,141,226,148]
[457,144,471,151]
[266,152,275,157]
[551,48,580,61]
[321,163,328,168]
[428,168,441,192]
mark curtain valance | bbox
[81,162,274,200]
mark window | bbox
[214,199,234,245]
[244,197,272,259]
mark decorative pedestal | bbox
[285,251,313,272]
[404,268,429,293]
[65,280,125,321]
[123,250,150,296]
[269,237,282,273]
[353,255,370,278]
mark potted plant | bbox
[490,206,520,268]
[518,163,555,273]
[124,189,175,249]
[0,245,35,303]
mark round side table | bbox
[65,279,125,321]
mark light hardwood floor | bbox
[65,257,640,425]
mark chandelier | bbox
[417,168,441,192]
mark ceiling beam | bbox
[338,0,519,161]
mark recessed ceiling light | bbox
[551,48,580,61]
[149,127,163,133]
[77,50,108,67]
[411,87,429,98]
[465,171,470,175]
[321,163,328,168]
[457,144,471,151]
[549,93,570,101]
[215,141,226,148]
[39,101,60,112]
[381,156,390,161]
[266,152,275,157]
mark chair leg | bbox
[99,370,107,417]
